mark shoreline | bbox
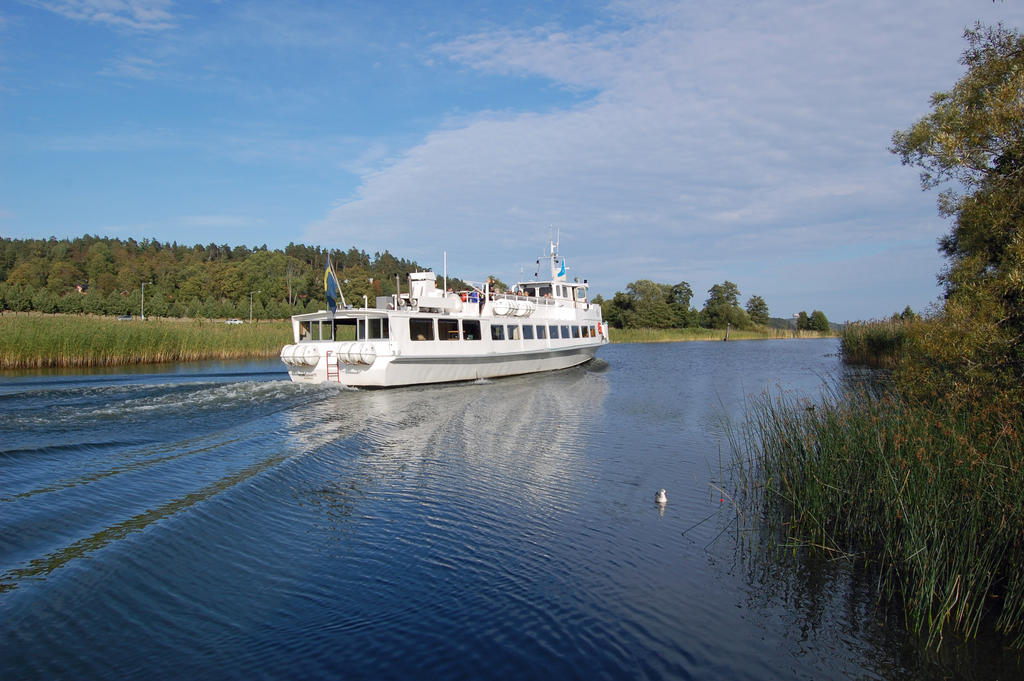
[0,314,290,369]
[1,313,835,369]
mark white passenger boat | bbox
[280,242,608,387]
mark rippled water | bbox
[1,340,1020,680]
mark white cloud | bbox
[26,0,178,31]
[303,0,1021,319]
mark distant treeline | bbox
[0,236,439,319]
[596,279,830,331]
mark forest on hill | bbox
[1,235,832,329]
[0,236,442,319]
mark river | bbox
[1,339,1020,680]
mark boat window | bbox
[561,325,570,338]
[364,318,388,339]
[590,326,597,337]
[490,324,505,341]
[523,325,534,340]
[410,318,434,341]
[549,325,559,339]
[538,285,552,298]
[536,325,546,339]
[581,326,589,337]
[438,318,460,340]
[508,325,521,340]
[572,325,581,338]
[335,320,357,341]
[462,320,481,340]
[524,286,536,297]
[357,319,365,340]
[299,321,312,340]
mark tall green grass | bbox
[0,314,292,368]
[611,327,829,343]
[840,319,909,367]
[733,387,1024,648]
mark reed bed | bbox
[732,387,1024,648]
[0,315,292,368]
[840,320,910,367]
[611,327,828,343]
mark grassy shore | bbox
[610,326,832,343]
[732,316,1024,648]
[838,319,908,367]
[0,314,291,369]
[734,387,1024,648]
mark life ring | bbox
[461,292,467,302]
[598,322,603,334]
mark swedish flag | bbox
[324,256,342,312]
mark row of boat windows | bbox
[298,317,598,342]
[410,317,598,341]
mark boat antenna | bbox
[443,251,447,296]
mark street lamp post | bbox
[141,282,151,320]
[249,290,260,323]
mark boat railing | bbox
[492,292,556,306]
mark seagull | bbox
[655,489,668,504]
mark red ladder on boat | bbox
[326,351,340,382]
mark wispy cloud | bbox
[305,0,1000,318]
[25,0,178,31]
[99,55,162,79]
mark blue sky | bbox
[3,1,1024,321]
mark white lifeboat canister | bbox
[359,343,377,365]
[493,298,511,316]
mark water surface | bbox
[1,339,1019,679]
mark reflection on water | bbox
[287,365,609,564]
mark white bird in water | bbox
[655,489,668,504]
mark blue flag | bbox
[324,256,342,312]
[557,258,566,280]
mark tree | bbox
[701,281,749,329]
[808,310,830,332]
[891,23,1024,398]
[796,311,810,330]
[669,281,697,327]
[745,295,770,326]
[895,305,918,322]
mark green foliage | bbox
[602,279,698,329]
[840,318,910,367]
[894,305,918,322]
[796,310,810,330]
[745,295,769,326]
[734,388,1024,649]
[700,281,751,329]
[0,316,290,368]
[891,22,1024,396]
[808,309,829,332]
[743,25,1024,654]
[1,236,429,319]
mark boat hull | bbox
[286,343,601,387]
